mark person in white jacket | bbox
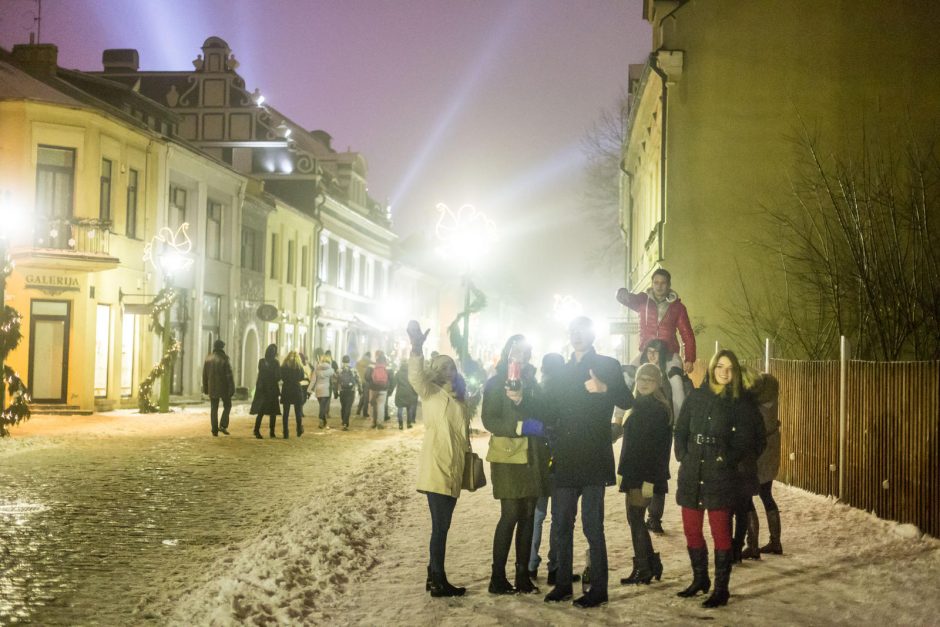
[407,320,470,598]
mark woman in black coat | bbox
[674,349,761,608]
[250,344,281,439]
[618,362,672,586]
[280,351,306,438]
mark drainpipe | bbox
[648,55,669,265]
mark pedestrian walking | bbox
[299,352,313,403]
[674,349,762,608]
[394,361,419,429]
[542,316,633,608]
[311,354,335,429]
[335,355,361,431]
[280,351,306,438]
[202,339,235,437]
[482,335,550,595]
[250,344,281,439]
[355,352,372,418]
[365,353,394,429]
[407,320,470,598]
[749,373,784,556]
[617,362,672,586]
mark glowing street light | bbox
[0,189,31,417]
[435,203,495,363]
[143,224,194,412]
[553,293,583,325]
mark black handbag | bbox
[462,450,487,492]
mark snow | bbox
[3,410,938,625]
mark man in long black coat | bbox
[543,316,633,608]
[202,339,235,437]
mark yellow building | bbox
[621,0,940,362]
[0,45,167,411]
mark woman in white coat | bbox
[407,320,470,598]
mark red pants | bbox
[681,506,732,551]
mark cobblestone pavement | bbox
[0,401,412,625]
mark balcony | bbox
[11,217,121,272]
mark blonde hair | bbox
[634,362,672,420]
[282,351,302,369]
[320,354,332,364]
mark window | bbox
[36,145,75,221]
[206,199,222,260]
[120,312,138,397]
[351,251,361,294]
[365,258,374,297]
[241,227,262,272]
[169,186,187,230]
[337,244,347,290]
[300,245,309,287]
[270,233,280,279]
[94,304,111,397]
[99,158,112,223]
[318,235,329,281]
[126,169,139,238]
[287,239,296,284]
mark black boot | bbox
[703,549,732,608]
[650,552,663,581]
[543,584,573,603]
[741,511,761,560]
[488,564,516,594]
[620,555,653,585]
[677,547,711,597]
[546,569,580,586]
[429,571,466,597]
[760,509,783,554]
[426,566,432,592]
[573,588,608,608]
[514,563,539,594]
[253,429,263,439]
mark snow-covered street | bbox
[2,406,938,626]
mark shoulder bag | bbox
[485,434,529,464]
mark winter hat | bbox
[213,339,225,351]
[634,362,663,388]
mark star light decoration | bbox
[434,203,496,273]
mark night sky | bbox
[0,0,650,318]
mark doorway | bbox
[28,300,71,403]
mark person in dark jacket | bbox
[202,339,235,437]
[482,335,551,596]
[750,373,784,555]
[638,339,679,534]
[394,361,419,429]
[731,368,768,562]
[542,317,633,608]
[335,355,361,431]
[617,362,672,586]
[280,351,306,438]
[250,344,281,439]
[674,349,762,608]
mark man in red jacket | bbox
[616,268,696,403]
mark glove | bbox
[521,418,545,437]
[406,320,430,352]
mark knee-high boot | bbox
[741,510,761,559]
[760,509,783,554]
[677,547,710,597]
[703,549,732,608]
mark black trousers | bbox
[357,387,371,416]
[283,401,303,435]
[339,391,355,426]
[427,492,457,575]
[209,396,231,434]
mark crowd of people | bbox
[412,268,784,610]
[200,342,420,438]
[200,268,785,610]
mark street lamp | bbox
[143,224,194,413]
[434,203,495,363]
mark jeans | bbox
[427,492,457,575]
[209,396,231,434]
[317,396,331,423]
[339,391,355,427]
[397,403,417,427]
[371,390,387,425]
[282,401,303,436]
[553,485,608,592]
[529,495,549,571]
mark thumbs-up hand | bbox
[584,369,607,394]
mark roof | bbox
[0,58,84,106]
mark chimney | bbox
[311,129,333,151]
[102,49,139,72]
[11,42,59,77]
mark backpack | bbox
[371,364,388,388]
[338,368,357,391]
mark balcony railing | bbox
[33,217,112,255]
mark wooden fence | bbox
[764,358,940,538]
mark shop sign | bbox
[24,274,80,295]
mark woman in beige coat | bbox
[407,321,470,598]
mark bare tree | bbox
[724,123,940,360]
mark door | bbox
[28,300,71,403]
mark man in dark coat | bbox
[202,339,235,437]
[543,317,633,608]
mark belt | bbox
[695,434,718,445]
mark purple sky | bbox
[1,0,650,316]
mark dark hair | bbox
[652,268,671,285]
[496,334,530,377]
[643,339,671,373]
[264,343,278,361]
[540,352,565,383]
[342,355,351,364]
